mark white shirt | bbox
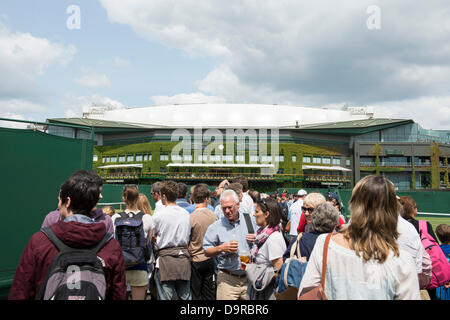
[153,199,165,215]
[396,215,423,274]
[254,231,287,265]
[288,199,303,236]
[152,204,190,249]
[298,234,421,300]
[240,192,254,215]
[111,209,153,238]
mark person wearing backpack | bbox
[399,196,450,299]
[112,185,153,300]
[9,170,126,300]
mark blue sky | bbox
[1,1,450,129]
[0,0,214,121]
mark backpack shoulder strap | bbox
[91,232,113,254]
[134,211,145,220]
[418,220,427,234]
[243,213,255,234]
[118,211,127,219]
[41,227,71,252]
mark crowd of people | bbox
[8,170,450,300]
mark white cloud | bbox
[0,98,46,113]
[370,96,450,130]
[0,23,76,98]
[74,73,111,88]
[0,112,33,129]
[150,92,225,105]
[61,93,126,118]
[113,57,131,68]
[99,0,450,129]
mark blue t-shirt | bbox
[441,244,450,262]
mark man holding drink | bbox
[203,189,257,300]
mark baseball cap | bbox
[297,189,307,196]
[326,192,339,202]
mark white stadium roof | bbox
[82,103,373,128]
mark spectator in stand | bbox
[150,180,191,300]
[176,182,190,209]
[188,183,217,300]
[245,197,286,300]
[298,174,420,300]
[137,193,152,215]
[9,170,126,300]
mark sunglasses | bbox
[302,206,314,213]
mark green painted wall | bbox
[0,128,93,299]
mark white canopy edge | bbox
[98,164,143,169]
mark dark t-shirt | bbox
[406,218,438,242]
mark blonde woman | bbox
[137,193,153,215]
[298,175,420,300]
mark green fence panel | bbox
[0,128,93,299]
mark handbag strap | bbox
[321,233,332,288]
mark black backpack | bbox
[36,227,112,300]
[114,211,152,268]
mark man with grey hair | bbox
[203,189,256,300]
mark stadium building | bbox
[47,103,450,192]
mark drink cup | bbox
[239,251,250,270]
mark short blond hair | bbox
[303,192,326,208]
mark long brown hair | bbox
[345,175,399,263]
[137,193,152,215]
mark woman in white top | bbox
[245,197,287,299]
[298,174,421,300]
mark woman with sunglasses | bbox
[283,192,326,261]
[296,192,346,234]
[244,197,286,300]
